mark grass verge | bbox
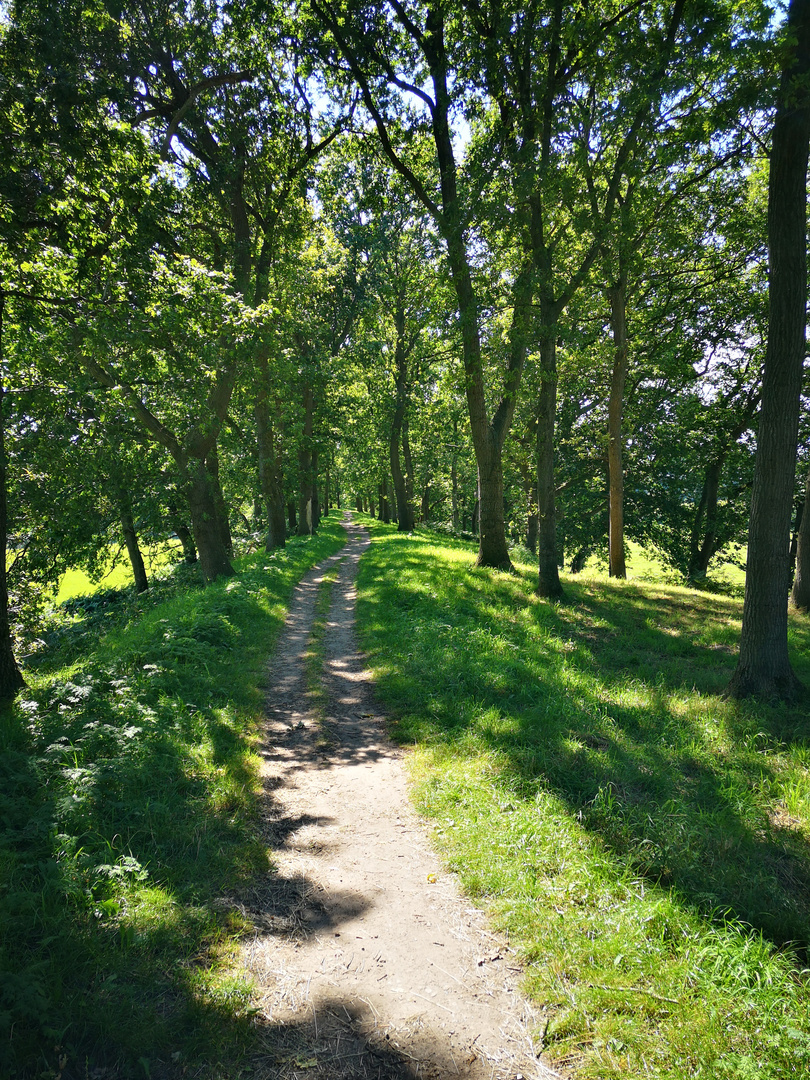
[354,517,810,1079]
[1,521,346,1079]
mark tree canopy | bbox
[0,0,806,699]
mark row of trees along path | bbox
[1,0,809,701]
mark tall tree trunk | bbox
[728,0,810,699]
[186,456,235,581]
[688,453,726,582]
[255,351,286,549]
[311,449,321,529]
[390,299,416,532]
[423,11,528,569]
[0,310,24,699]
[421,480,430,523]
[607,277,629,579]
[169,504,198,564]
[792,463,810,609]
[537,336,564,597]
[297,382,316,536]
[526,475,539,555]
[205,444,232,557]
[451,418,460,531]
[120,509,148,593]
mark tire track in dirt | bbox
[239,513,559,1080]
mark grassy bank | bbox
[355,519,810,1079]
[1,521,346,1078]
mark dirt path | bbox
[239,514,559,1080]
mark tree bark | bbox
[607,277,629,578]
[0,305,24,700]
[169,506,198,564]
[451,419,460,531]
[390,301,416,532]
[297,381,316,536]
[205,443,232,557]
[120,509,149,593]
[536,336,564,597]
[728,0,810,699]
[688,453,725,582]
[255,350,286,549]
[792,463,810,609]
[186,456,235,581]
[423,10,526,568]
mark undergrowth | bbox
[355,517,810,1079]
[0,521,346,1078]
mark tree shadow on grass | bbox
[2,533,485,1080]
[358,531,810,958]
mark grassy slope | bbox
[355,519,810,1080]
[0,521,346,1079]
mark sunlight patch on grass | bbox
[355,521,810,1079]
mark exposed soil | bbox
[239,514,559,1080]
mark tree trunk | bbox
[728,0,810,699]
[451,419,460,531]
[537,336,564,597]
[205,444,233,557]
[390,299,417,532]
[607,278,629,579]
[472,499,479,536]
[186,456,235,581]
[570,548,590,573]
[688,453,725,582]
[255,351,286,549]
[527,510,538,556]
[311,449,321,530]
[121,509,148,593]
[297,382,316,536]
[0,326,24,700]
[792,463,810,609]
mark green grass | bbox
[0,522,346,1079]
[354,517,810,1079]
[55,539,185,603]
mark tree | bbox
[728,0,810,699]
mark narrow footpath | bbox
[238,513,559,1080]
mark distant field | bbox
[580,539,747,592]
[54,539,185,603]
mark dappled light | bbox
[356,522,810,1077]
